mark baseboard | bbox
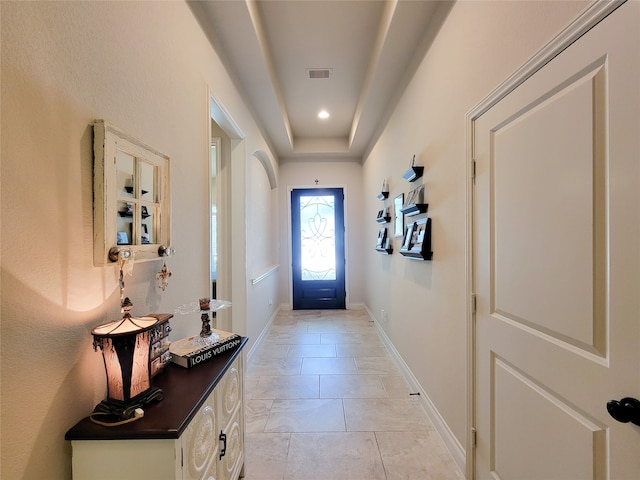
[365,306,467,475]
[346,302,366,310]
[246,305,282,363]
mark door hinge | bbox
[471,293,477,315]
[471,428,477,448]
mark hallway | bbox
[243,309,463,480]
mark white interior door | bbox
[473,2,639,479]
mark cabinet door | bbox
[182,389,220,480]
[217,356,244,480]
[71,439,180,480]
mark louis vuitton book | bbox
[169,329,242,368]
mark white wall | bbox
[277,160,365,309]
[245,153,279,352]
[362,0,589,461]
[0,2,276,479]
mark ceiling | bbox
[189,0,453,163]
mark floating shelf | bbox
[376,216,392,224]
[400,203,428,216]
[124,186,149,195]
[377,191,389,200]
[402,166,424,182]
[376,245,393,254]
[118,211,151,219]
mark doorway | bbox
[291,188,346,310]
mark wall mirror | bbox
[93,120,170,265]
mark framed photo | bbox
[402,222,415,250]
[394,194,404,237]
[376,227,387,248]
[404,188,416,207]
[117,231,129,245]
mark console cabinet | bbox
[66,339,246,480]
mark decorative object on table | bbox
[174,297,232,346]
[399,217,433,260]
[402,154,424,182]
[171,296,238,368]
[199,297,213,337]
[169,328,242,368]
[91,249,171,422]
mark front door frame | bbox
[465,2,624,478]
[288,184,349,310]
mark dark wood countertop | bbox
[65,337,247,441]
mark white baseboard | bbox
[346,302,366,310]
[365,306,467,475]
[246,305,282,363]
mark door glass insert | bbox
[299,195,336,281]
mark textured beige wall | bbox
[362,0,590,459]
[0,2,275,479]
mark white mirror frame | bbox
[93,120,170,265]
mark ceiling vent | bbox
[308,68,332,79]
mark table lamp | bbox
[91,248,164,421]
[92,298,163,420]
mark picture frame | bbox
[376,227,387,248]
[399,217,432,260]
[402,222,414,250]
[394,193,404,237]
[404,188,416,207]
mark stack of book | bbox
[169,329,242,368]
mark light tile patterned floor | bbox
[243,309,464,480]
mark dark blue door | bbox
[291,188,346,309]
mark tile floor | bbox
[243,309,464,480]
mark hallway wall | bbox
[362,0,589,464]
[1,2,275,479]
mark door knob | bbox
[606,397,640,426]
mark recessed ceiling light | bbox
[318,110,330,119]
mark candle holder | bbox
[174,298,232,348]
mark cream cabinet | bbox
[182,357,244,480]
[66,340,246,480]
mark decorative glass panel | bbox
[299,195,336,281]
[139,161,156,202]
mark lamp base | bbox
[93,386,164,421]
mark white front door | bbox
[473,1,639,478]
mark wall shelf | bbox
[402,165,424,182]
[400,203,428,216]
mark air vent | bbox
[308,68,332,79]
